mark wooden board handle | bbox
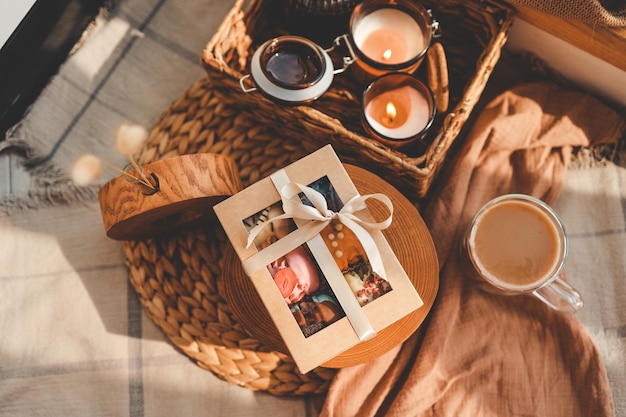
[98,153,242,241]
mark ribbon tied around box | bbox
[242,169,394,341]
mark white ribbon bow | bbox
[245,182,393,279]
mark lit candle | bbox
[362,72,435,146]
[348,1,435,82]
[353,8,425,66]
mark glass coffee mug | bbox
[464,194,584,314]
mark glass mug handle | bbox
[532,275,584,314]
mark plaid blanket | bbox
[0,0,321,415]
[1,0,625,416]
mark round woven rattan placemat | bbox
[124,76,438,396]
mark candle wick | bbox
[382,49,392,61]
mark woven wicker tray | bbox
[126,76,438,396]
[202,0,514,198]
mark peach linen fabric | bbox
[320,82,626,417]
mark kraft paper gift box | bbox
[214,145,423,373]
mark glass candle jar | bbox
[348,0,439,83]
[361,72,436,148]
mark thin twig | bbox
[128,155,154,188]
[100,159,155,190]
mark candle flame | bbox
[385,102,397,122]
[382,49,392,60]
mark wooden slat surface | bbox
[514,5,626,72]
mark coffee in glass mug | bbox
[465,194,583,313]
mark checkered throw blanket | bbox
[1,0,625,416]
[0,0,322,415]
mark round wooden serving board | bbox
[222,164,439,368]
